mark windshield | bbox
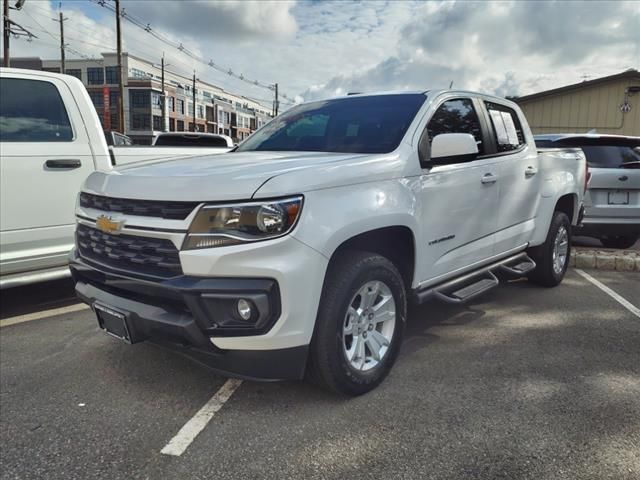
[236,94,426,154]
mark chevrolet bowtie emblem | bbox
[96,215,124,234]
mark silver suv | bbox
[535,134,639,249]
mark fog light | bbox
[237,299,252,321]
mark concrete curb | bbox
[570,247,640,272]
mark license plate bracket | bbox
[95,303,133,343]
[608,190,629,205]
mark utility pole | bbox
[192,71,196,131]
[161,53,167,131]
[274,83,279,116]
[115,0,125,134]
[3,0,9,67]
[55,8,67,72]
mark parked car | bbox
[70,90,586,395]
[0,68,229,288]
[153,132,234,148]
[535,134,639,249]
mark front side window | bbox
[426,98,484,155]
[485,102,525,152]
[87,67,104,85]
[236,94,426,154]
[0,78,73,142]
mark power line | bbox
[90,0,295,103]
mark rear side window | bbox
[580,145,640,168]
[427,99,484,155]
[485,102,525,152]
[0,78,73,142]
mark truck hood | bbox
[84,151,383,201]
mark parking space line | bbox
[575,269,640,318]
[160,378,243,457]
[0,304,89,328]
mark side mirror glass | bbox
[422,133,479,167]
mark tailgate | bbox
[586,168,640,219]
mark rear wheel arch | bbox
[554,193,577,224]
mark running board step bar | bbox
[433,272,499,304]
[414,252,536,305]
[499,257,536,276]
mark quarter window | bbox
[485,102,525,152]
[427,99,484,155]
[0,78,73,142]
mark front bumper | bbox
[70,252,310,381]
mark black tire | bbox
[527,211,571,287]
[600,235,638,250]
[307,250,407,396]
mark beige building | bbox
[514,70,640,136]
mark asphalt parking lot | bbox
[1,269,639,480]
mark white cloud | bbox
[5,0,639,107]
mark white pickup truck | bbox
[0,68,230,288]
[70,90,587,395]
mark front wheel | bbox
[308,251,406,396]
[600,235,638,250]
[528,211,571,287]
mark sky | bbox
[5,0,640,109]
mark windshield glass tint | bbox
[580,145,640,168]
[236,94,426,154]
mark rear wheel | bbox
[528,211,571,287]
[600,235,638,250]
[308,251,406,396]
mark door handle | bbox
[525,166,538,178]
[481,173,498,184]
[45,159,82,169]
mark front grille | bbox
[76,224,182,278]
[80,192,199,220]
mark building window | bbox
[130,68,150,79]
[87,67,104,85]
[105,66,119,84]
[131,113,151,130]
[88,91,103,108]
[188,102,194,117]
[177,120,184,131]
[153,115,163,131]
[65,69,82,80]
[110,112,120,130]
[129,90,150,108]
[0,78,73,142]
[168,96,175,112]
[42,67,61,73]
[151,92,162,109]
[109,91,119,110]
[197,104,204,119]
[176,98,185,115]
[169,118,175,132]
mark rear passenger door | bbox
[481,101,540,254]
[0,73,96,275]
[416,97,500,283]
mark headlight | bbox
[183,196,303,250]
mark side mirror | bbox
[421,133,479,167]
